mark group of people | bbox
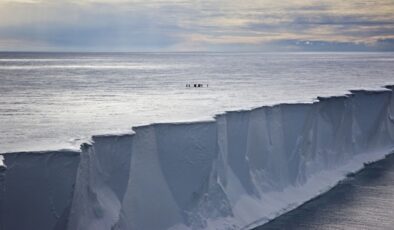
[186,83,208,88]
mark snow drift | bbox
[1,86,394,230]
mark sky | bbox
[0,0,393,52]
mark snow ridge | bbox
[1,86,394,230]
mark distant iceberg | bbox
[1,86,394,230]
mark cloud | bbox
[0,0,393,51]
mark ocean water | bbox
[254,152,394,230]
[0,52,393,153]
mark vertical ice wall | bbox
[0,151,80,230]
[67,87,394,230]
[1,87,393,230]
[67,135,133,230]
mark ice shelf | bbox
[1,86,394,230]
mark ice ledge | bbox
[68,85,394,230]
[1,85,394,230]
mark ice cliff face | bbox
[1,86,394,230]
[0,151,80,230]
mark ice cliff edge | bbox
[1,86,394,230]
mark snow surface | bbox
[47,87,394,230]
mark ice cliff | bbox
[0,151,80,230]
[1,86,394,230]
